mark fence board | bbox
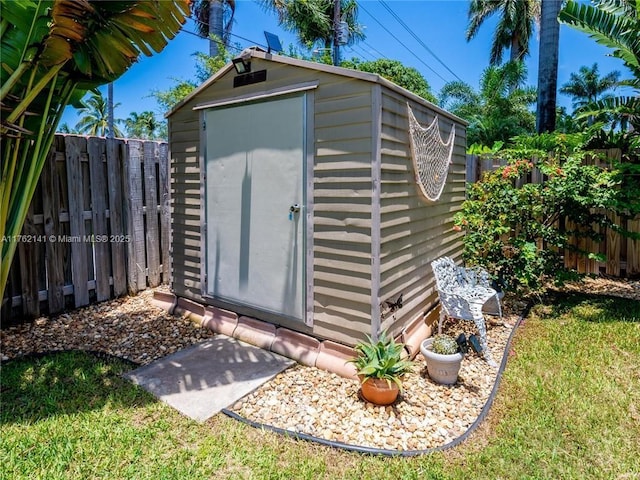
[606,213,621,276]
[125,140,147,293]
[159,143,170,283]
[107,138,127,296]
[628,217,640,276]
[88,137,110,301]
[18,205,40,317]
[144,141,161,287]
[42,140,65,312]
[65,136,90,307]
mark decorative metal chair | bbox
[431,257,503,367]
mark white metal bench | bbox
[431,257,503,367]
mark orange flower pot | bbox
[360,377,400,405]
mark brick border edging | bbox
[152,292,435,380]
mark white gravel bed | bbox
[230,317,519,452]
[0,288,215,364]
[1,287,524,452]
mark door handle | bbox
[289,204,300,213]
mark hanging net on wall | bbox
[407,103,456,202]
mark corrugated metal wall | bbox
[169,59,377,344]
[311,76,374,344]
[378,89,466,336]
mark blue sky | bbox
[60,0,632,129]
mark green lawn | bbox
[1,292,639,480]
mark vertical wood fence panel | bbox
[65,136,90,308]
[125,140,147,293]
[4,134,170,323]
[88,137,110,302]
[159,143,170,283]
[42,140,65,312]
[143,141,160,287]
[106,138,127,297]
[466,152,639,279]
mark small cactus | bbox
[431,334,459,355]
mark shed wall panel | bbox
[378,89,466,337]
[312,76,375,344]
[170,59,377,343]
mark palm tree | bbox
[560,63,620,126]
[561,64,621,110]
[192,0,235,57]
[439,61,537,146]
[260,0,364,51]
[466,0,540,64]
[559,0,640,131]
[124,111,162,140]
[536,0,562,133]
[75,91,123,137]
[0,0,189,298]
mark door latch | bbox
[289,204,300,220]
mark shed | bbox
[167,49,467,347]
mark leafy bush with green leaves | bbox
[455,151,622,295]
[349,331,414,390]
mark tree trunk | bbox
[510,35,521,62]
[208,0,224,57]
[536,0,561,133]
[107,83,114,139]
[332,0,341,66]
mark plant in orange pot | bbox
[349,331,414,406]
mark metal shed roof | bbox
[166,48,467,126]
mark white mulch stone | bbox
[230,313,520,452]
[1,287,524,451]
[0,288,215,364]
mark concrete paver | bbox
[124,335,294,421]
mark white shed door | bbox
[205,95,305,322]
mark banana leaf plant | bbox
[0,0,190,299]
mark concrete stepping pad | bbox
[124,336,294,422]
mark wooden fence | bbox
[3,135,170,322]
[466,150,640,278]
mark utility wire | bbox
[188,14,270,51]
[379,0,462,82]
[357,2,447,82]
[361,39,387,59]
[350,44,376,61]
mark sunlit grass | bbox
[1,292,638,479]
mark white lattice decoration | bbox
[407,103,456,202]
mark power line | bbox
[379,0,462,82]
[188,14,270,51]
[361,40,387,59]
[357,2,448,82]
[351,44,376,61]
[181,28,244,53]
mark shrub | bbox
[455,150,621,295]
